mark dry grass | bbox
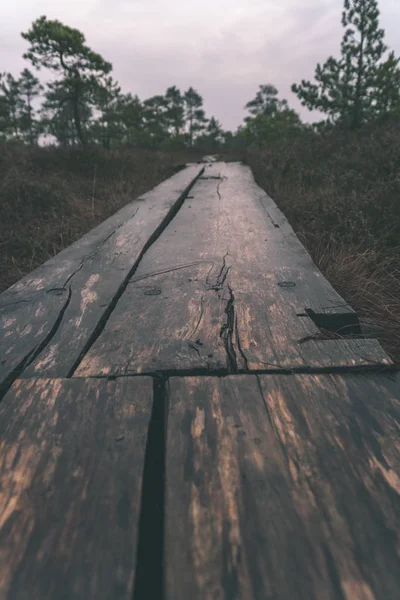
[245,120,400,365]
[0,145,196,292]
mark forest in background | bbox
[1,0,400,363]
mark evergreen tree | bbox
[93,77,122,148]
[184,87,208,146]
[242,85,303,147]
[41,79,92,145]
[142,95,169,148]
[243,110,303,147]
[18,68,43,144]
[0,91,8,140]
[245,84,288,120]
[22,16,112,145]
[0,73,23,138]
[292,0,388,128]
[205,116,224,150]
[193,116,224,151]
[117,94,145,146]
[372,51,400,117]
[164,86,185,138]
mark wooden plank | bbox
[5,165,200,296]
[6,188,147,295]
[76,162,391,377]
[0,165,202,380]
[0,376,152,600]
[0,289,69,390]
[165,373,400,600]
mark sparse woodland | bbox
[1,0,400,362]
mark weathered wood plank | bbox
[5,165,200,296]
[0,289,69,390]
[0,165,202,382]
[6,187,148,295]
[77,262,228,376]
[0,376,152,600]
[165,373,400,600]
[76,162,391,377]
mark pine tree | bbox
[164,86,185,138]
[184,87,208,146]
[18,68,43,144]
[243,85,302,147]
[372,51,400,117]
[292,0,388,128]
[142,95,169,148]
[41,79,92,145]
[117,94,145,146]
[93,77,121,148]
[245,84,288,120]
[205,117,224,150]
[0,91,8,140]
[22,16,112,145]
[0,73,23,138]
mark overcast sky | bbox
[2,0,400,131]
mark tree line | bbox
[236,0,400,147]
[1,0,400,150]
[0,16,227,150]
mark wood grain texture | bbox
[165,373,400,600]
[77,162,391,377]
[0,288,69,389]
[5,165,201,297]
[0,377,153,600]
[0,165,202,380]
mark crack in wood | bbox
[62,208,141,290]
[0,299,30,309]
[216,177,225,201]
[0,348,37,400]
[189,295,205,340]
[235,316,249,371]
[0,288,72,400]
[219,285,238,373]
[129,260,213,284]
[66,167,205,377]
[206,253,230,291]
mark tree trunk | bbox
[27,94,34,145]
[73,100,85,145]
[72,75,85,146]
[189,112,193,147]
[11,107,18,138]
[352,17,365,129]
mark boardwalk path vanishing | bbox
[0,159,399,599]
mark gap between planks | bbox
[0,165,205,402]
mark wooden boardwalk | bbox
[0,159,399,599]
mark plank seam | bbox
[67,362,397,381]
[133,377,167,600]
[64,166,204,377]
[0,288,72,401]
